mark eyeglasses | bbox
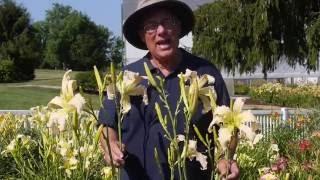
[142,18,179,34]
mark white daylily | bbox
[106,70,147,114]
[208,98,257,150]
[253,134,264,145]
[178,69,217,115]
[178,135,208,170]
[47,111,68,133]
[48,70,86,114]
[5,139,17,152]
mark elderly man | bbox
[99,0,239,179]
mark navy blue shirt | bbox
[98,49,230,180]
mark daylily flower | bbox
[299,139,312,152]
[106,70,147,114]
[178,69,217,115]
[47,111,68,133]
[260,173,278,180]
[101,166,113,179]
[208,98,257,150]
[178,135,208,170]
[48,70,85,114]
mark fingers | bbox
[103,142,126,167]
[226,161,239,180]
[217,159,240,180]
[217,159,228,176]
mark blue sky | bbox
[15,0,122,36]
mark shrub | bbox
[234,84,250,95]
[0,59,15,82]
[75,71,100,93]
[249,83,320,108]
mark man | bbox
[99,0,239,179]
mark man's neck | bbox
[150,50,182,77]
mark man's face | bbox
[140,9,181,61]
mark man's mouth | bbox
[156,39,171,49]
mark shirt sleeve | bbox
[98,94,118,129]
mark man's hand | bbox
[100,127,126,167]
[217,159,240,180]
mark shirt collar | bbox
[142,48,190,75]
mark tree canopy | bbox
[0,0,40,81]
[193,0,320,78]
[35,3,122,71]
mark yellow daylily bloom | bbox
[208,98,257,150]
[178,135,208,170]
[48,70,86,114]
[106,70,147,114]
[178,69,217,115]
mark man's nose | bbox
[156,24,166,34]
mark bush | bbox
[75,71,100,93]
[0,59,15,82]
[249,83,320,108]
[234,84,250,95]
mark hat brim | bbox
[123,0,194,50]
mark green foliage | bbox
[236,141,270,179]
[193,0,320,78]
[75,71,100,93]
[0,59,15,82]
[234,84,250,95]
[35,3,123,71]
[249,83,320,108]
[0,0,40,81]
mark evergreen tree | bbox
[0,0,40,81]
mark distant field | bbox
[0,69,100,110]
[1,69,83,87]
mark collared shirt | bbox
[98,49,230,180]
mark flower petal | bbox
[238,110,256,123]
[195,152,208,170]
[121,95,131,114]
[218,127,232,150]
[48,96,64,109]
[106,85,116,100]
[69,93,86,113]
[214,106,231,117]
[239,124,256,141]
[233,98,245,113]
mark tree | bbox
[37,3,119,71]
[0,0,40,81]
[193,0,320,78]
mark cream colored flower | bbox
[253,134,264,145]
[260,173,278,180]
[178,69,216,115]
[106,70,147,114]
[47,111,68,133]
[101,166,113,179]
[178,135,208,170]
[5,139,16,152]
[48,70,86,114]
[208,98,257,150]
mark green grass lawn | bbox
[0,69,100,110]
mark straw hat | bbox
[123,0,194,50]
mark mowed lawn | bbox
[0,69,100,110]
